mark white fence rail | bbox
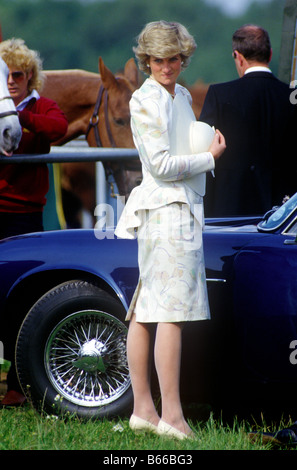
[0,146,139,164]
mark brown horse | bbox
[42,57,140,222]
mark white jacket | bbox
[115,78,215,239]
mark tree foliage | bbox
[0,0,286,85]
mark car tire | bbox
[15,280,132,420]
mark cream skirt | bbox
[126,202,210,323]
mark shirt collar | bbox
[148,76,182,95]
[244,66,272,75]
[16,89,40,111]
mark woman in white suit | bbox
[115,21,226,439]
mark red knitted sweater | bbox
[0,96,68,212]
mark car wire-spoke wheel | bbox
[45,309,130,407]
[16,280,133,419]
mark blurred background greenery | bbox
[0,0,286,85]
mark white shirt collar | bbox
[148,76,183,97]
[244,66,272,75]
[16,89,40,111]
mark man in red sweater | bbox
[0,38,68,406]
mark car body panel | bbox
[0,230,139,312]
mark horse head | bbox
[86,57,138,149]
[0,57,22,156]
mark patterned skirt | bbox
[126,201,210,323]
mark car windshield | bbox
[257,193,297,232]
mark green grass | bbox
[0,363,295,451]
[0,402,293,451]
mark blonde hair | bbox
[0,38,44,92]
[134,21,197,74]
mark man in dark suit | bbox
[200,24,297,217]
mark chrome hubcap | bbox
[73,339,107,373]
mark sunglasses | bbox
[8,71,26,82]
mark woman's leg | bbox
[154,322,192,435]
[126,314,160,425]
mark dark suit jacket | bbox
[199,71,297,217]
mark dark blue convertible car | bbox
[1,193,297,420]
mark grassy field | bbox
[0,401,293,451]
[0,363,294,452]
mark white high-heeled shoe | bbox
[129,414,158,433]
[157,419,194,440]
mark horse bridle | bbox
[86,85,116,148]
[85,82,142,197]
[0,95,18,119]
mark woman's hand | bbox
[208,129,226,160]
